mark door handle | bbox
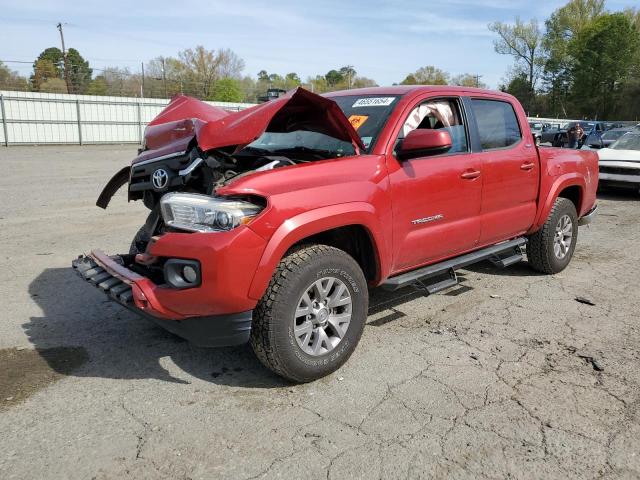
[520,162,535,171]
[460,169,481,180]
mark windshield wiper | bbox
[238,146,274,156]
[268,146,339,159]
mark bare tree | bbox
[489,17,545,103]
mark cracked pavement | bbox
[1,145,639,479]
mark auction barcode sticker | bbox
[352,97,396,108]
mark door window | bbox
[395,98,469,155]
[471,99,522,150]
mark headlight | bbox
[160,193,263,232]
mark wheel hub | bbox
[293,277,353,356]
[553,214,574,260]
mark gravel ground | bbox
[1,145,639,480]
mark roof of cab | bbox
[324,85,514,101]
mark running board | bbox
[381,237,527,292]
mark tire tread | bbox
[527,197,576,274]
[251,244,361,382]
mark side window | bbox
[395,98,468,155]
[471,99,522,150]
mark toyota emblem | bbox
[152,168,169,190]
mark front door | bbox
[386,97,482,273]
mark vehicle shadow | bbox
[463,260,546,278]
[25,267,444,388]
[597,189,639,202]
[25,267,288,388]
[24,260,544,388]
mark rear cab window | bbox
[471,99,522,150]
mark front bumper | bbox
[599,161,640,185]
[72,252,252,347]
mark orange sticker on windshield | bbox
[348,115,369,130]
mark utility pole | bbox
[345,65,354,89]
[474,74,483,88]
[57,22,71,94]
[141,62,145,98]
[161,57,168,98]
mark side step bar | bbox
[381,237,527,292]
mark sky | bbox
[0,0,636,89]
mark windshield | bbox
[245,94,400,157]
[602,130,628,141]
[611,133,640,151]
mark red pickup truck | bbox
[73,86,598,382]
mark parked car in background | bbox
[528,122,548,146]
[598,132,640,191]
[540,123,567,146]
[583,127,635,150]
[258,88,287,103]
[544,121,606,148]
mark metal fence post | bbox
[76,99,83,145]
[0,94,8,147]
[137,101,142,145]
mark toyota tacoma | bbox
[73,86,598,382]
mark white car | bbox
[598,132,640,190]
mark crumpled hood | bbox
[196,87,364,152]
[135,88,364,165]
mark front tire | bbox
[250,244,368,383]
[527,198,578,274]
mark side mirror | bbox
[587,136,603,149]
[398,129,452,160]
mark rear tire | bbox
[250,244,368,383]
[527,198,578,274]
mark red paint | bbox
[400,129,452,154]
[93,86,598,321]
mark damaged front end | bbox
[73,87,363,345]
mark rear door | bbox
[469,98,539,245]
[386,96,483,272]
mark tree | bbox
[39,78,68,93]
[307,75,329,93]
[488,18,545,110]
[0,61,28,91]
[33,48,64,76]
[571,13,640,119]
[85,76,108,96]
[66,48,92,94]
[500,71,532,105]
[339,66,356,88]
[210,77,243,102]
[400,66,449,85]
[351,76,377,88]
[452,73,487,88]
[543,0,606,117]
[284,72,301,89]
[32,59,61,92]
[325,69,344,87]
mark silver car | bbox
[598,132,640,190]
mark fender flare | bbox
[247,202,389,300]
[531,173,585,232]
[96,166,130,209]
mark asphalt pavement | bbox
[1,145,639,479]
